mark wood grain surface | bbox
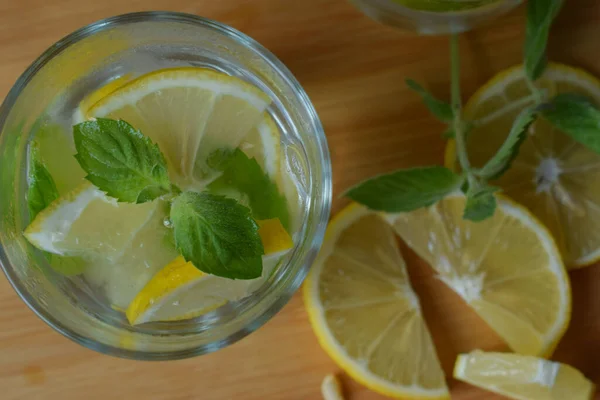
[2,0,600,399]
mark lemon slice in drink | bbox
[388,194,570,357]
[24,183,157,257]
[304,204,449,399]
[454,350,595,400]
[446,63,600,268]
[126,219,293,325]
[83,67,271,181]
[24,182,180,308]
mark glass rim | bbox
[0,11,331,360]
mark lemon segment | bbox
[126,217,292,325]
[446,63,600,268]
[454,350,595,400]
[126,250,290,325]
[24,183,156,257]
[85,67,271,183]
[388,194,571,357]
[258,218,293,254]
[304,204,449,400]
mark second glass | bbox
[351,0,523,34]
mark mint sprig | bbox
[207,148,290,231]
[347,2,600,223]
[71,117,265,280]
[170,191,264,280]
[73,118,172,203]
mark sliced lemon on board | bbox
[454,350,596,400]
[127,222,293,325]
[387,194,571,357]
[81,67,271,182]
[304,204,449,399]
[446,63,600,268]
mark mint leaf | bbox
[207,148,290,231]
[73,118,171,203]
[463,186,498,222]
[478,107,537,180]
[27,142,59,219]
[406,79,454,123]
[524,0,563,81]
[170,191,264,280]
[540,93,600,153]
[346,166,463,213]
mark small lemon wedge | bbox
[454,350,595,400]
[126,219,292,325]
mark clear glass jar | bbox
[0,12,331,360]
[351,0,523,34]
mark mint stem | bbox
[450,34,471,175]
[526,78,543,104]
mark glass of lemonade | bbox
[0,12,331,359]
[351,0,523,34]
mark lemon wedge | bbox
[446,63,600,268]
[304,203,449,399]
[388,194,571,357]
[82,67,271,182]
[454,350,595,400]
[24,182,180,308]
[126,220,292,325]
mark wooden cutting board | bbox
[1,0,600,399]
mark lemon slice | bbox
[388,194,571,357]
[126,221,293,325]
[24,183,156,257]
[24,182,180,308]
[454,350,595,400]
[445,63,600,268]
[304,204,449,399]
[83,67,271,181]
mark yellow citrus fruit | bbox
[126,220,292,325]
[388,194,570,357]
[454,350,595,400]
[446,63,600,268]
[304,203,449,399]
[83,67,271,183]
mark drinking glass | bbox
[0,12,331,360]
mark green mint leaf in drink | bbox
[524,0,563,81]
[478,107,537,180]
[170,191,264,280]
[207,148,290,231]
[540,93,600,154]
[27,142,59,220]
[73,118,171,203]
[27,142,88,275]
[463,185,498,222]
[406,79,454,123]
[346,166,463,213]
